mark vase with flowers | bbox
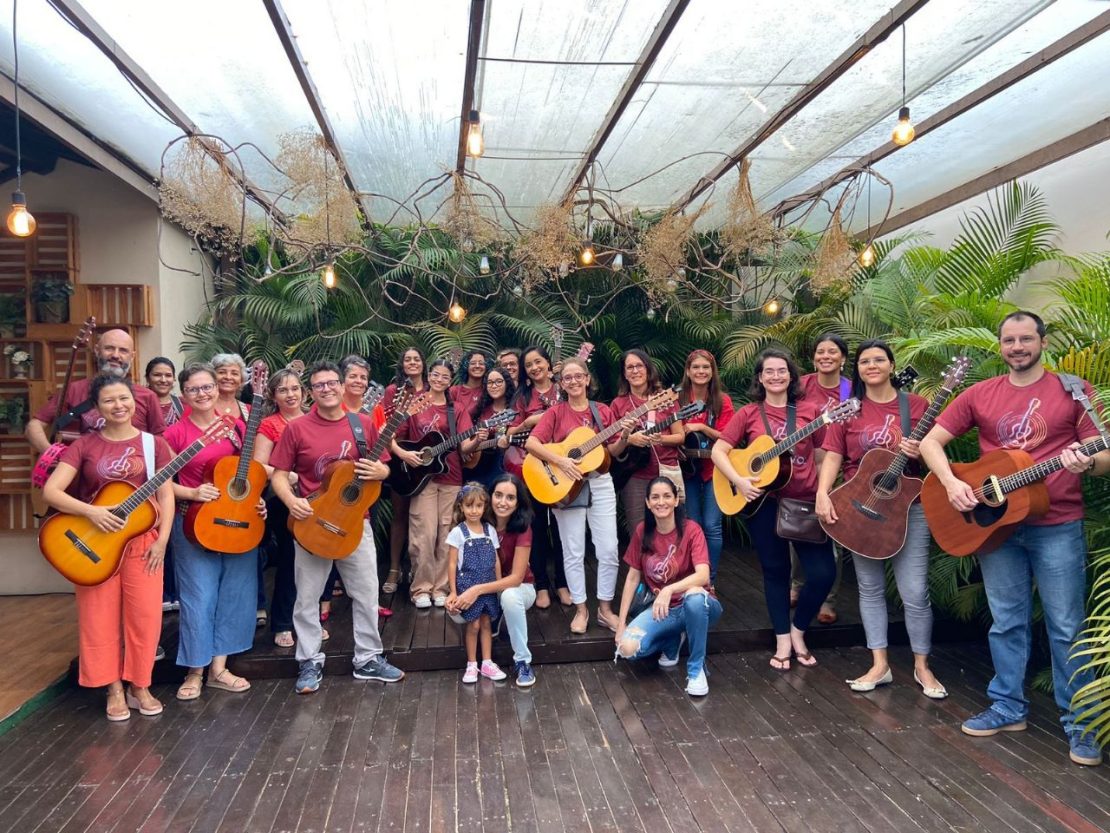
[4,344,32,379]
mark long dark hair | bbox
[490,473,534,533]
[473,366,516,420]
[851,339,896,399]
[393,346,427,387]
[456,350,489,386]
[512,344,553,409]
[680,349,725,420]
[144,356,175,380]
[616,348,663,397]
[747,349,803,402]
[641,476,686,553]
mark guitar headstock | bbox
[249,360,269,396]
[827,397,862,424]
[286,359,306,377]
[393,381,431,420]
[940,356,972,392]
[646,387,679,412]
[675,400,707,421]
[576,341,595,364]
[892,366,919,390]
[73,316,96,350]
[200,416,236,446]
[551,323,565,356]
[362,380,386,412]
[484,410,517,430]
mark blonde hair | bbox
[452,481,493,526]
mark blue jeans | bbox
[684,477,723,580]
[978,520,1094,733]
[500,583,537,664]
[619,591,723,678]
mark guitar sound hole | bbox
[568,450,582,462]
[228,479,249,501]
[340,484,362,505]
[870,473,899,498]
[749,457,763,475]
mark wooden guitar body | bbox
[292,460,381,559]
[712,435,791,516]
[920,449,1048,557]
[522,426,610,505]
[184,456,269,553]
[38,482,157,586]
[823,448,923,559]
[387,433,451,497]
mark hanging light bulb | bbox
[858,244,876,268]
[448,301,467,323]
[322,262,337,288]
[6,191,35,237]
[512,283,524,297]
[645,307,657,320]
[479,255,490,274]
[466,110,484,158]
[763,298,781,316]
[892,107,915,146]
[612,252,624,271]
[579,242,595,267]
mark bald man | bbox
[26,328,165,453]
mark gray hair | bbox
[210,353,248,376]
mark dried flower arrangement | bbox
[159,137,245,252]
[639,205,705,302]
[517,201,578,290]
[810,205,856,292]
[721,159,783,259]
[275,130,361,251]
[442,173,501,252]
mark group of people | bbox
[26,310,1107,767]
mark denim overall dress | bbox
[456,524,502,623]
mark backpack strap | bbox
[140,431,155,481]
[838,377,852,402]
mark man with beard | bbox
[921,311,1109,766]
[26,329,165,453]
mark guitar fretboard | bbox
[234,393,266,482]
[877,381,960,490]
[995,437,1109,495]
[758,413,828,465]
[114,436,210,518]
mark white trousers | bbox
[552,472,620,604]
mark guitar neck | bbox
[575,399,656,456]
[115,437,207,518]
[478,431,528,452]
[998,437,1109,495]
[366,406,409,462]
[882,386,953,480]
[234,393,266,480]
[429,423,482,457]
[757,412,827,464]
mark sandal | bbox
[769,654,791,672]
[817,607,838,625]
[534,589,552,610]
[126,688,164,716]
[106,689,131,721]
[382,569,401,594]
[176,671,204,701]
[274,630,295,648]
[596,613,619,633]
[794,651,818,668]
[207,668,251,693]
[569,610,589,635]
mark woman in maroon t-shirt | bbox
[713,349,835,670]
[615,477,722,696]
[463,366,515,489]
[450,350,488,415]
[815,340,947,699]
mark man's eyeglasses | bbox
[310,379,342,391]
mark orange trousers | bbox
[74,529,163,688]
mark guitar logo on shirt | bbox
[417,411,443,435]
[95,445,142,481]
[996,398,1046,450]
[645,543,678,588]
[82,410,107,432]
[858,413,901,454]
[313,439,353,481]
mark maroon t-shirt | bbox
[623,520,712,604]
[531,401,615,444]
[682,393,735,482]
[164,417,247,489]
[800,373,850,413]
[497,527,535,585]
[59,431,173,504]
[394,400,474,486]
[936,372,1102,525]
[450,384,483,416]
[269,408,389,496]
[516,385,559,421]
[35,377,165,436]
[609,394,681,479]
[720,400,825,500]
[822,393,928,480]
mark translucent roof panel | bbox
[74,0,319,199]
[280,0,471,220]
[0,0,182,177]
[594,0,896,212]
[752,0,1107,219]
[467,0,671,212]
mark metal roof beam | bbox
[455,0,487,174]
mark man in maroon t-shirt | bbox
[921,311,1109,766]
[26,328,165,454]
[270,361,404,695]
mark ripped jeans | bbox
[617,591,723,679]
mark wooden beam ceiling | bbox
[455,0,487,174]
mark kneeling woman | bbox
[43,374,174,720]
[712,349,835,670]
[615,477,722,696]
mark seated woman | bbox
[614,476,723,696]
[42,373,174,720]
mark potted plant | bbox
[31,276,74,323]
[0,292,25,337]
[3,343,33,378]
[0,393,27,433]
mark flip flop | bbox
[769,654,791,672]
[274,631,295,648]
[794,651,818,668]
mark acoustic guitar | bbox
[921,437,1109,556]
[38,419,234,586]
[610,400,706,492]
[713,397,861,516]
[822,357,970,559]
[184,361,269,553]
[522,388,677,505]
[388,409,518,497]
[680,430,714,477]
[292,384,427,559]
[463,427,531,469]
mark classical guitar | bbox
[713,397,861,516]
[463,427,532,469]
[38,418,233,586]
[31,316,97,491]
[184,361,269,553]
[610,400,706,492]
[921,437,1109,556]
[388,409,518,497]
[522,388,677,506]
[822,357,971,559]
[293,384,428,559]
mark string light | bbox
[448,301,467,323]
[891,26,915,147]
[612,252,624,271]
[466,110,484,158]
[858,166,875,267]
[6,0,35,238]
[579,242,595,266]
[322,262,337,288]
[479,255,490,274]
[763,298,781,316]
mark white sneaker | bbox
[414,594,432,609]
[658,633,686,668]
[685,670,709,696]
[433,594,448,608]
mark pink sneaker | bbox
[462,663,479,684]
[480,660,507,681]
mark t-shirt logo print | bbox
[97,445,141,480]
[314,439,353,481]
[859,413,901,454]
[646,543,678,587]
[996,398,1046,450]
[82,409,107,432]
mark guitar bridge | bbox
[541,462,559,486]
[850,500,885,522]
[65,530,101,564]
[314,519,346,536]
[214,518,251,529]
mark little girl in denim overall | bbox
[446,483,507,683]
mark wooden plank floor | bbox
[3,642,1107,833]
[0,593,75,721]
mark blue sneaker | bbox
[515,661,536,688]
[353,656,405,683]
[961,707,1027,737]
[1068,729,1103,766]
[295,660,323,695]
